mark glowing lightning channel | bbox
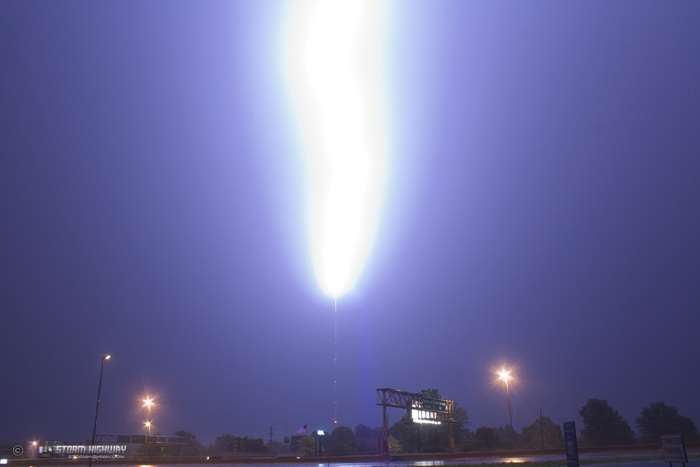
[333,297,338,426]
[283,0,389,299]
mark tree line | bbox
[387,394,698,453]
[149,393,699,456]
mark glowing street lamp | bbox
[143,421,153,458]
[142,397,155,457]
[143,397,154,412]
[316,430,325,457]
[89,354,111,467]
[497,367,513,430]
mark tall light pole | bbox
[144,421,152,458]
[497,367,513,430]
[89,354,111,467]
[143,396,154,458]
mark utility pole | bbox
[540,409,544,449]
[269,426,273,452]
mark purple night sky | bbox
[1,0,699,445]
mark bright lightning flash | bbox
[284,0,388,298]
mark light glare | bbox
[284,0,388,298]
[497,368,511,383]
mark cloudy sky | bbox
[2,0,699,445]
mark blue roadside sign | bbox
[563,421,579,467]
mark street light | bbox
[144,421,152,458]
[143,397,155,412]
[89,354,111,467]
[316,430,325,457]
[497,367,513,430]
[142,397,154,457]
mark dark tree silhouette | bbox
[213,433,236,452]
[579,399,635,446]
[327,426,358,455]
[173,430,202,457]
[636,402,699,442]
[474,426,497,450]
[521,415,564,449]
[354,424,381,454]
[389,415,421,453]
